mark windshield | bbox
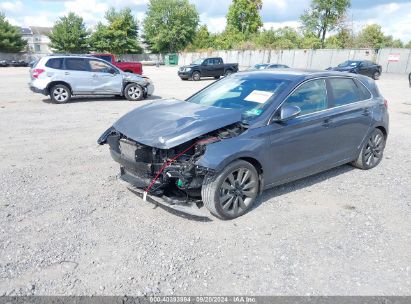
[338,61,361,67]
[186,74,290,120]
[192,58,205,64]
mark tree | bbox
[300,0,350,47]
[143,0,199,53]
[188,25,212,50]
[91,8,141,54]
[213,28,247,50]
[300,33,322,49]
[253,27,303,49]
[48,12,89,53]
[226,0,263,34]
[355,24,389,49]
[0,12,26,52]
[324,29,354,48]
[406,41,411,49]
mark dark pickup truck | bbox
[178,57,238,81]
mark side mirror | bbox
[275,105,301,122]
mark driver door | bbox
[202,59,215,77]
[265,79,338,185]
[87,59,123,94]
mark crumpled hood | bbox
[112,99,243,149]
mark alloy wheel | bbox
[127,85,142,100]
[219,167,258,217]
[53,88,68,102]
[364,131,384,167]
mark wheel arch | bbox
[375,125,387,139]
[46,81,72,95]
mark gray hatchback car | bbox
[98,70,389,220]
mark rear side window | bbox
[45,58,63,69]
[214,58,222,64]
[284,79,328,115]
[65,58,89,71]
[354,79,372,100]
[328,78,360,106]
[95,55,112,63]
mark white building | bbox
[21,26,52,54]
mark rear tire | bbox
[192,71,201,81]
[224,69,233,77]
[202,160,259,220]
[214,76,220,79]
[50,84,71,104]
[124,83,144,101]
[352,128,385,170]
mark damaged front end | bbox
[98,123,247,217]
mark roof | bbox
[30,26,52,36]
[20,26,52,36]
[236,69,362,81]
[21,27,32,35]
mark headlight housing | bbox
[185,67,191,72]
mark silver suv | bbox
[29,55,154,104]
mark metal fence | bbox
[2,48,411,74]
[177,48,411,74]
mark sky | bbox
[1,0,411,43]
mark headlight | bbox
[185,67,191,72]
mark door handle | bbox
[64,72,70,75]
[92,74,98,78]
[362,109,371,116]
[322,119,332,127]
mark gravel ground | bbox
[0,66,410,296]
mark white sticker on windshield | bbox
[244,90,274,104]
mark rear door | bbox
[62,58,93,94]
[87,59,123,94]
[213,58,224,76]
[358,61,371,77]
[267,78,339,184]
[324,77,373,161]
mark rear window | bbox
[45,58,63,69]
[329,78,360,107]
[65,58,89,71]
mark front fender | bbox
[195,129,269,173]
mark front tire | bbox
[50,84,71,104]
[373,71,380,80]
[192,71,201,81]
[352,128,386,170]
[202,160,259,220]
[124,83,144,101]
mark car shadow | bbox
[251,164,355,211]
[42,95,162,104]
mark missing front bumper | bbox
[119,169,209,218]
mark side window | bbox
[65,58,89,71]
[88,59,113,73]
[45,58,63,69]
[329,78,360,106]
[283,79,328,115]
[354,79,372,100]
[215,58,222,64]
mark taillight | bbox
[384,99,388,108]
[32,68,45,78]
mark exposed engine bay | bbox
[100,122,247,206]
